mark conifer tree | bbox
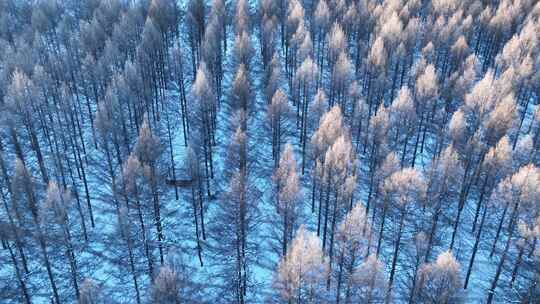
[272,143,301,257]
[273,226,329,303]
[333,203,371,303]
[352,254,387,304]
[415,251,463,303]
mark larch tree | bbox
[411,64,438,167]
[293,56,319,173]
[212,122,260,303]
[424,145,463,262]
[184,147,205,267]
[365,104,390,209]
[190,63,216,197]
[309,89,329,137]
[378,167,427,302]
[320,134,357,283]
[233,30,255,70]
[260,0,278,68]
[233,0,253,67]
[138,17,168,124]
[310,105,345,227]
[150,266,182,304]
[297,28,313,64]
[186,0,206,76]
[351,254,386,304]
[329,51,353,110]
[234,0,250,35]
[213,169,260,304]
[367,152,400,246]
[352,96,369,153]
[284,0,305,87]
[209,0,227,55]
[406,232,429,303]
[115,206,142,304]
[150,255,200,303]
[267,89,293,167]
[94,87,128,231]
[388,86,416,166]
[133,118,165,265]
[202,5,224,100]
[326,23,346,75]
[333,203,372,303]
[414,251,463,304]
[230,63,253,131]
[122,153,155,277]
[312,0,330,86]
[310,96,346,163]
[364,36,387,117]
[272,143,302,258]
[378,9,404,104]
[41,182,81,300]
[264,53,283,106]
[273,226,329,303]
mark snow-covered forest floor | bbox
[0,0,539,303]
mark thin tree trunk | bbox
[283,205,288,257]
[150,167,165,264]
[464,204,488,289]
[425,208,441,262]
[191,186,204,267]
[127,235,142,304]
[376,199,388,257]
[490,200,510,258]
[327,191,340,289]
[509,245,525,287]
[450,158,473,250]
[411,112,424,168]
[472,174,489,233]
[335,250,345,304]
[322,181,332,250]
[386,213,406,304]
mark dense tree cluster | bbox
[0,0,539,303]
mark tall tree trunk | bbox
[150,166,165,264]
[490,200,510,258]
[192,186,204,267]
[386,213,406,303]
[376,200,388,257]
[465,204,488,289]
[424,207,441,262]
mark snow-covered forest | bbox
[0,0,539,303]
